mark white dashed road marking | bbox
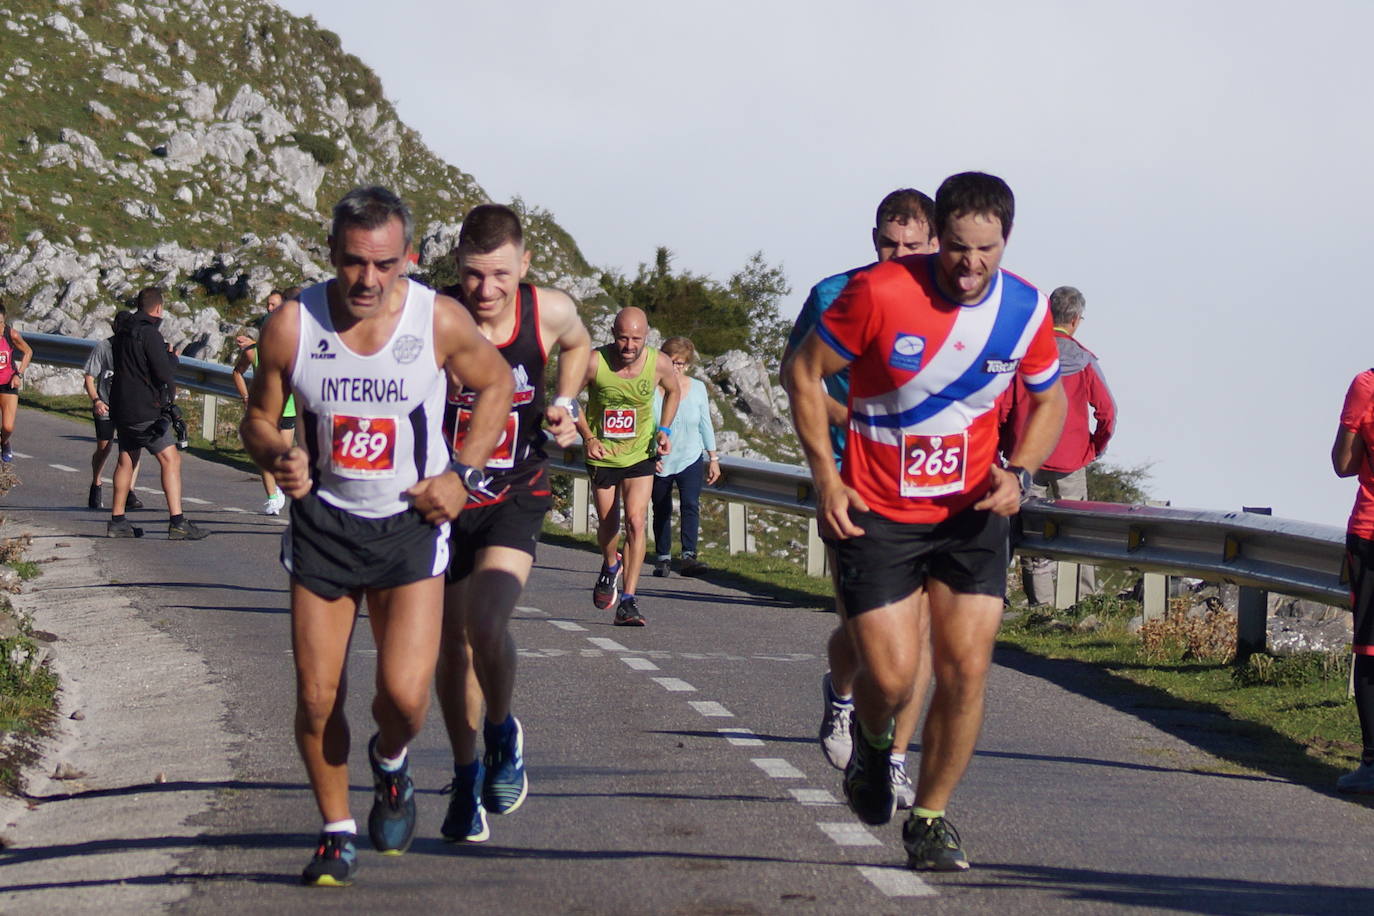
[688,701,733,718]
[621,656,659,671]
[650,677,695,692]
[817,822,882,847]
[49,463,79,472]
[516,606,547,616]
[181,497,211,505]
[789,788,841,806]
[221,507,247,513]
[857,866,936,898]
[718,728,764,747]
[548,620,587,632]
[11,452,32,459]
[752,758,804,779]
[586,637,627,651]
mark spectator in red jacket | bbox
[1000,286,1116,605]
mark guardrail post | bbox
[728,502,748,555]
[1236,506,1272,661]
[571,476,589,534]
[806,517,826,577]
[1053,562,1078,610]
[1142,574,1167,620]
[201,394,217,443]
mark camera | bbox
[164,403,189,450]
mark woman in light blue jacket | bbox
[652,337,720,576]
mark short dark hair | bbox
[457,204,524,255]
[268,289,284,299]
[112,310,135,333]
[331,186,413,249]
[875,189,936,235]
[935,172,1014,240]
[136,286,164,311]
[282,286,304,303]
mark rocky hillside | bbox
[0,0,601,368]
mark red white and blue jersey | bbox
[818,255,1060,524]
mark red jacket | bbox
[999,329,1115,473]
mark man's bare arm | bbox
[654,352,680,456]
[783,329,865,538]
[539,289,592,445]
[1334,427,1364,478]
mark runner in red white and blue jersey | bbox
[785,172,1067,873]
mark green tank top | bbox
[587,346,658,468]
[252,346,295,418]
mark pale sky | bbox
[277,0,1374,527]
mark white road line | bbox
[516,606,547,616]
[548,620,587,632]
[181,497,211,505]
[857,866,936,897]
[621,656,659,671]
[751,758,804,779]
[688,700,733,718]
[586,637,627,651]
[48,463,79,472]
[817,822,881,847]
[717,728,765,747]
[789,788,841,806]
[221,507,247,513]
[11,452,32,459]
[135,486,158,493]
[650,677,696,692]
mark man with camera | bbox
[108,286,208,540]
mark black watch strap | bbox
[449,460,488,492]
[1006,465,1034,494]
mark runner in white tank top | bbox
[239,187,513,887]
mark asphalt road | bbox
[1,405,1373,914]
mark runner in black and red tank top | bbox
[434,204,592,845]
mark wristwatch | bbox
[1005,465,1034,495]
[552,395,581,421]
[449,460,488,492]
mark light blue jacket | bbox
[654,377,716,477]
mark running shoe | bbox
[87,484,102,510]
[106,518,144,538]
[263,490,285,515]
[1,445,11,463]
[1337,762,1374,794]
[441,759,489,842]
[652,556,671,577]
[592,553,622,609]
[902,814,970,871]
[126,491,145,510]
[891,757,916,809]
[168,518,209,540]
[366,734,417,855]
[843,713,895,826]
[482,716,528,815]
[613,596,646,627]
[301,830,358,887]
[818,672,853,770]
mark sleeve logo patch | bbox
[983,358,1019,374]
[888,334,926,372]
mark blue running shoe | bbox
[482,716,528,815]
[367,734,417,855]
[301,831,358,887]
[441,759,490,842]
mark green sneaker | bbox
[902,814,970,871]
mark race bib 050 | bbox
[602,408,637,439]
[331,414,397,478]
[900,432,967,498]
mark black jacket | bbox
[111,311,178,425]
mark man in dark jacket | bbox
[108,286,207,540]
[1000,286,1115,604]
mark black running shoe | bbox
[168,518,208,540]
[678,554,707,576]
[87,484,102,510]
[301,831,358,887]
[366,735,417,855]
[107,518,144,538]
[441,760,489,843]
[843,713,895,826]
[126,491,145,510]
[651,557,671,577]
[902,814,970,871]
[482,716,528,815]
[613,596,646,627]
[592,553,622,609]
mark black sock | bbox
[1356,655,1374,765]
[170,513,185,525]
[111,513,125,522]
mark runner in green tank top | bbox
[574,307,680,626]
[233,327,297,515]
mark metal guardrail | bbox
[30,331,1350,610]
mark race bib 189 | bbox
[453,409,518,470]
[900,431,967,498]
[602,408,637,439]
[331,414,397,478]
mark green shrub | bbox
[292,132,339,166]
[1233,651,1351,687]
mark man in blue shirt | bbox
[781,188,938,809]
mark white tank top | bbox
[291,279,449,518]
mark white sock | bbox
[375,745,407,772]
[323,818,356,834]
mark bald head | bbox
[610,307,650,368]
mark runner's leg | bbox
[437,582,484,766]
[619,475,654,597]
[291,581,360,823]
[366,576,444,758]
[592,482,622,567]
[151,442,183,516]
[461,547,532,726]
[111,446,140,515]
[0,392,15,448]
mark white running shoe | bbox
[263,490,285,515]
[819,672,854,770]
[890,757,916,809]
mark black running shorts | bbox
[115,417,175,455]
[93,410,116,442]
[282,494,450,600]
[586,457,656,489]
[825,508,1010,616]
[447,488,552,583]
[1347,533,1374,653]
